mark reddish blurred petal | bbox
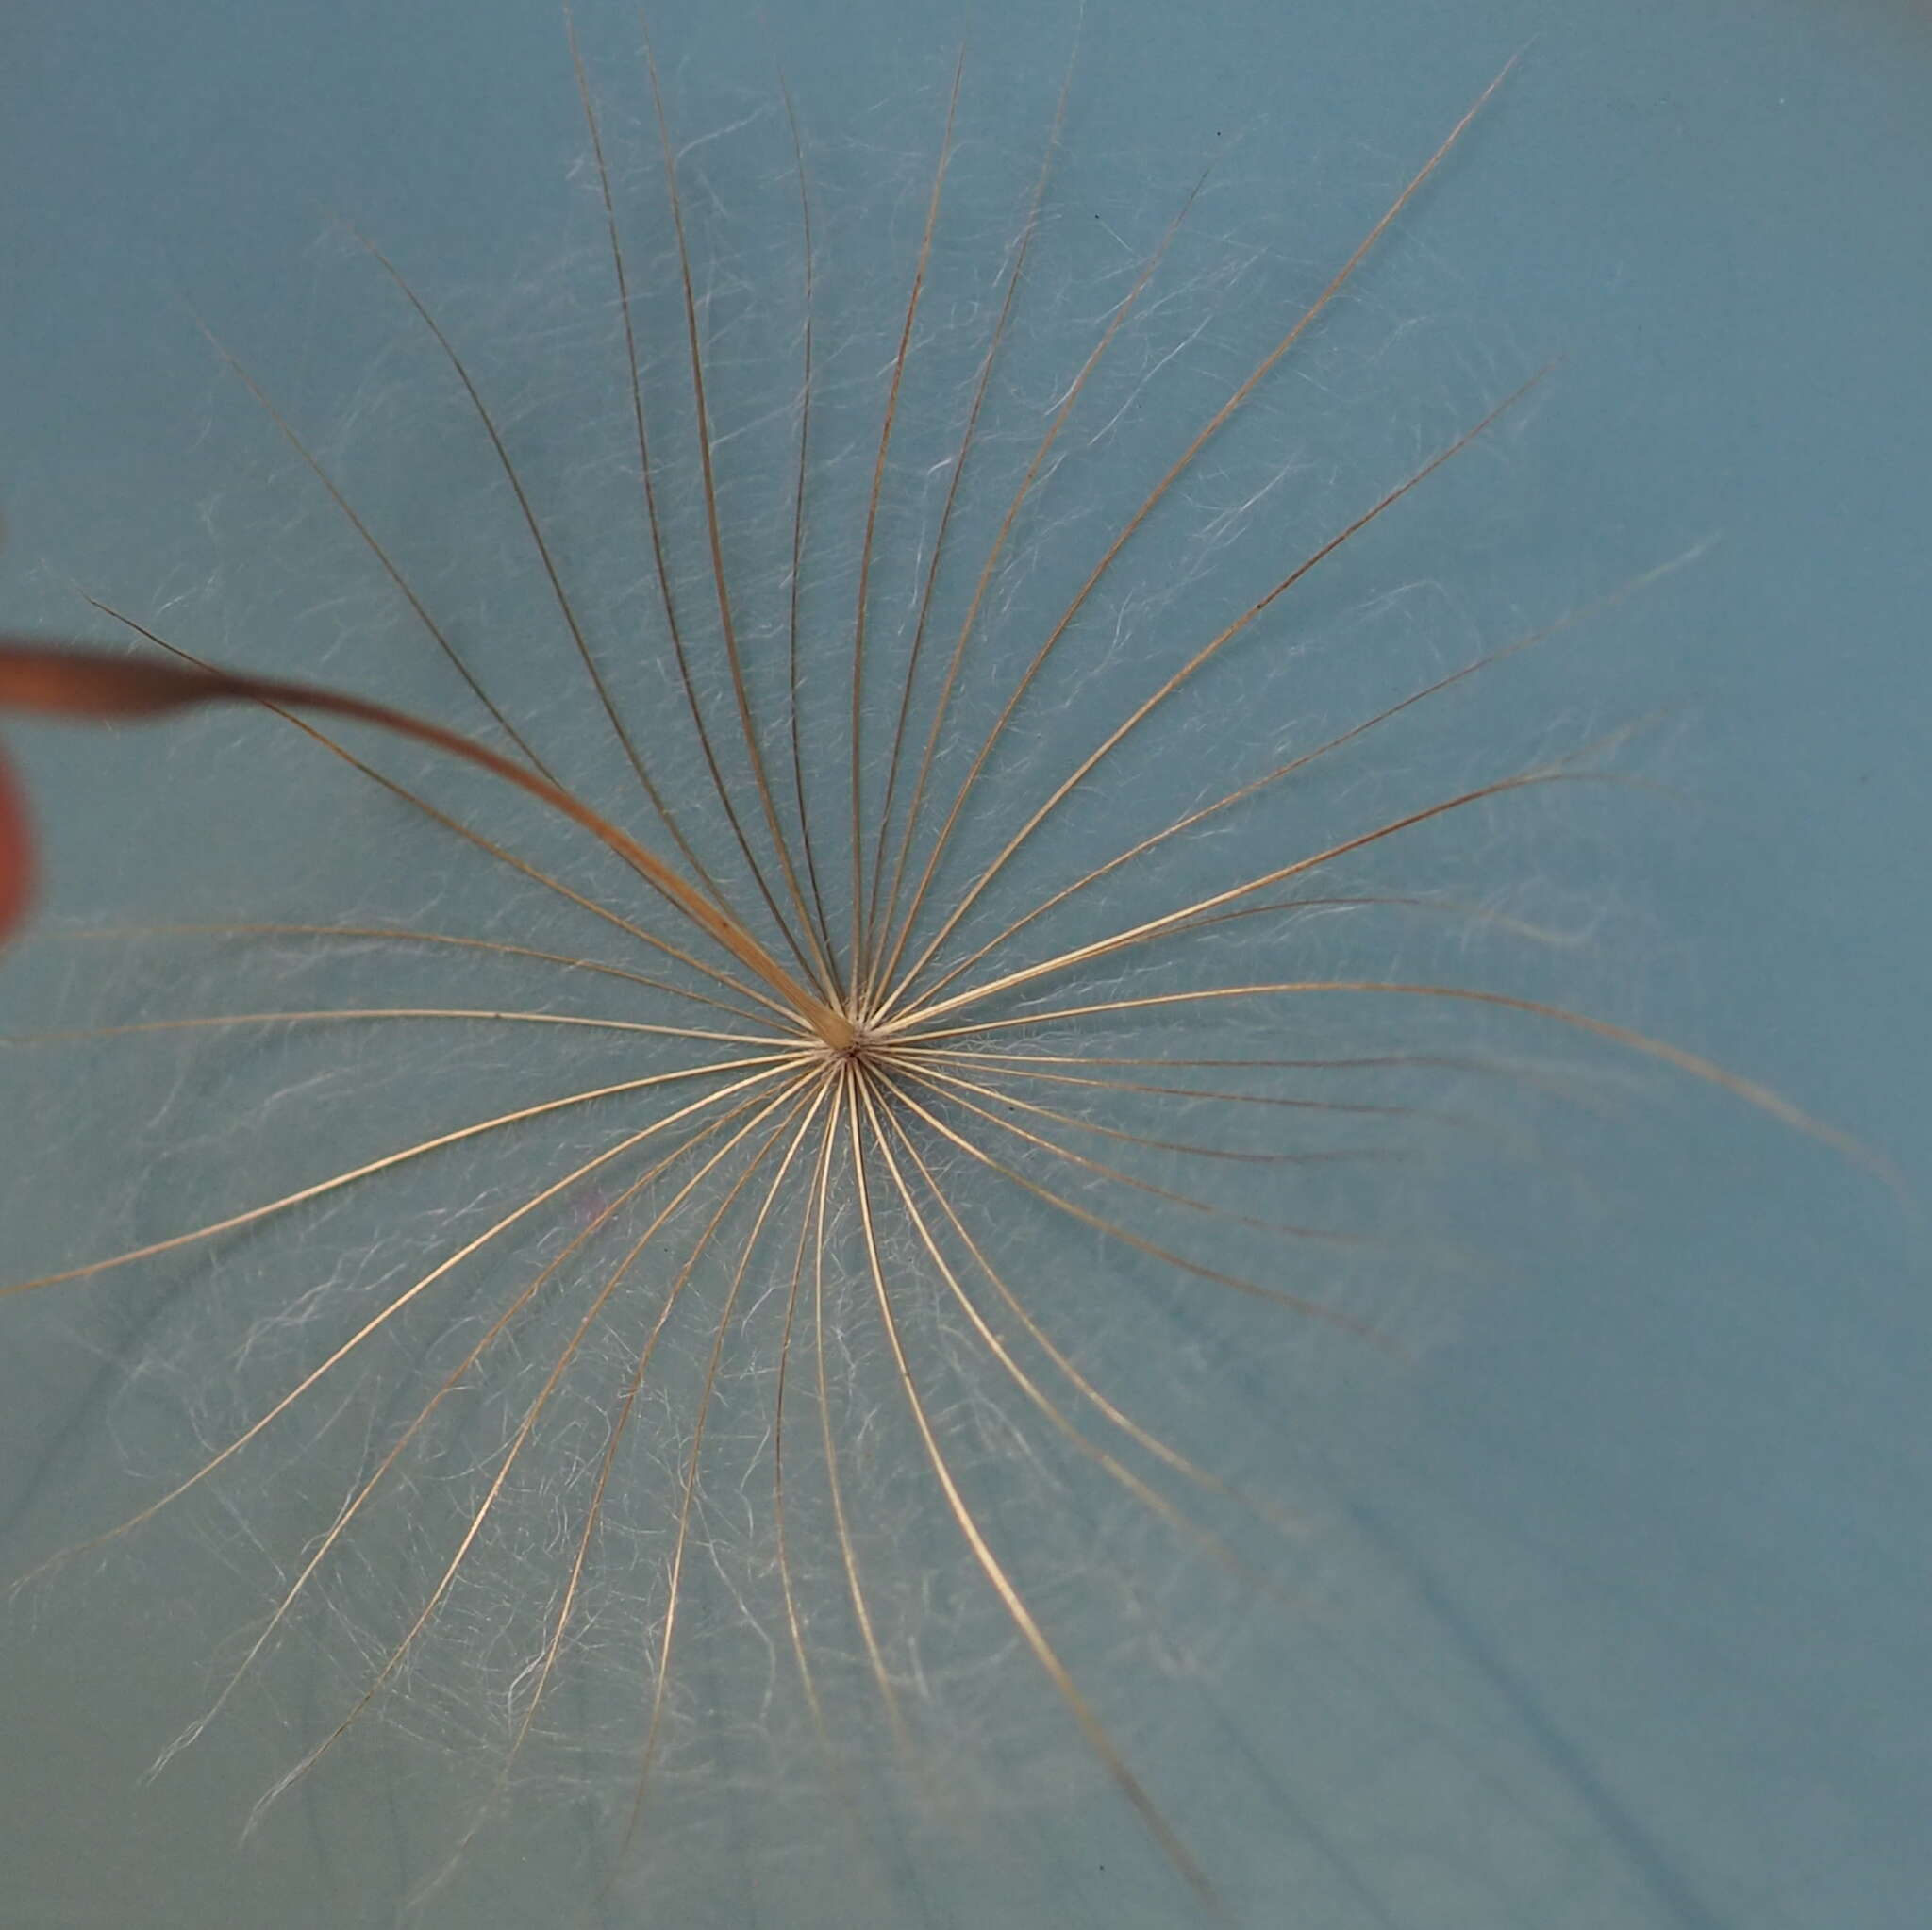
[0,744,34,944]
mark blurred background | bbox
[2,1,1926,1924]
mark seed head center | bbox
[808,1005,895,1074]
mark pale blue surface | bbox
[2,3,1927,1926]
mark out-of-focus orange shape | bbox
[0,746,32,944]
[0,639,209,950]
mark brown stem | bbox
[0,638,848,1044]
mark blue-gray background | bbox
[1,1,1926,1926]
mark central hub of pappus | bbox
[808,1005,891,1073]
[827,1019,873,1060]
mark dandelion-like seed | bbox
[0,18,1884,1929]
